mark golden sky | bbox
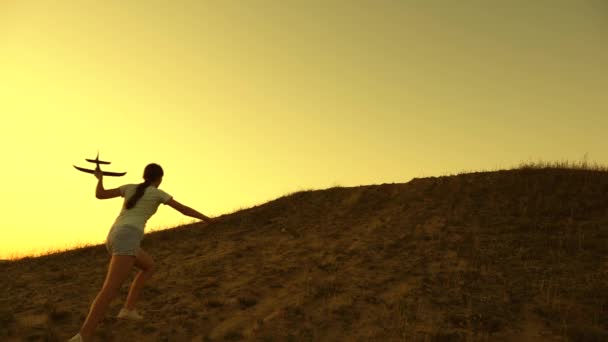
[1,1,606,258]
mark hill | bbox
[1,167,608,341]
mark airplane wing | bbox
[73,165,127,177]
[103,170,127,177]
[74,165,95,174]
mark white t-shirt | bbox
[111,184,173,231]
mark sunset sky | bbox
[1,1,606,259]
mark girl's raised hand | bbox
[94,167,103,180]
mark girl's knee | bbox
[137,262,155,275]
[135,249,155,273]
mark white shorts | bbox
[105,225,143,256]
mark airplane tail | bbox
[86,159,111,165]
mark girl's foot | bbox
[117,307,144,320]
[67,333,83,341]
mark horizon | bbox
[4,159,608,260]
[1,0,607,258]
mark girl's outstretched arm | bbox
[166,198,214,223]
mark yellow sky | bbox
[1,1,606,259]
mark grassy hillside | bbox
[2,166,608,341]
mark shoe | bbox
[117,307,144,320]
[67,333,83,341]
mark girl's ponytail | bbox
[125,163,164,210]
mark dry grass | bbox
[2,160,608,341]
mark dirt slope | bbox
[2,168,608,341]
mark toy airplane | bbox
[73,151,127,177]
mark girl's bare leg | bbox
[124,248,155,310]
[79,255,135,341]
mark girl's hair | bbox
[125,163,164,210]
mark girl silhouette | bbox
[69,163,213,342]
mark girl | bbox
[69,163,213,342]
